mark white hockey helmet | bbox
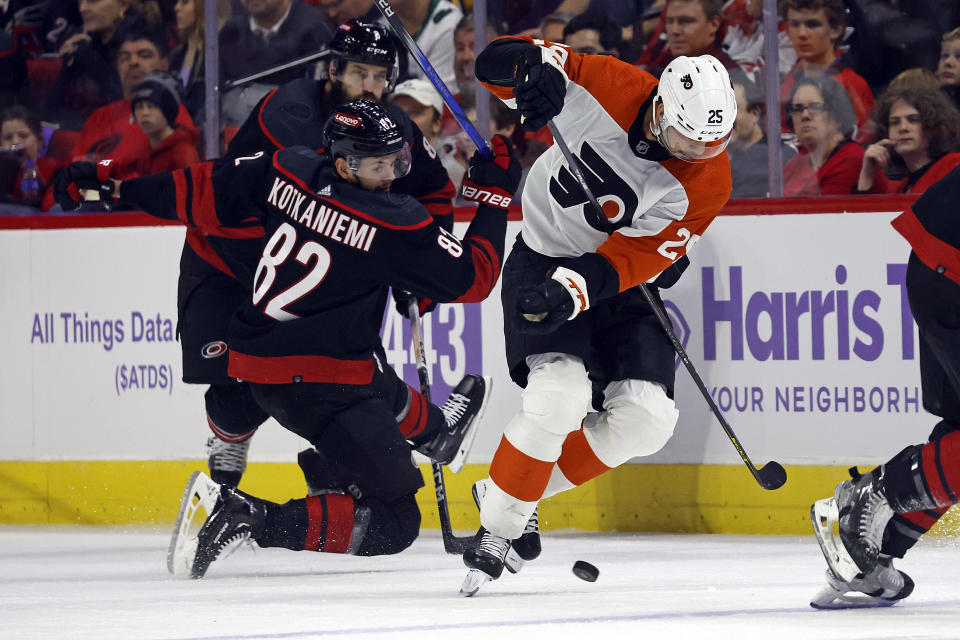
[650,55,737,162]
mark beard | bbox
[329,81,381,107]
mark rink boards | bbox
[2,198,957,535]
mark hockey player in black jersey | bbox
[60,100,521,576]
[142,18,457,486]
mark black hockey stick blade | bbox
[757,461,787,490]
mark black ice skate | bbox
[810,555,914,609]
[811,467,895,582]
[471,479,540,573]
[206,436,251,487]
[460,528,512,596]
[416,375,491,473]
[190,484,267,579]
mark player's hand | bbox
[53,161,116,210]
[514,46,567,131]
[460,134,521,209]
[515,266,590,334]
[393,288,436,317]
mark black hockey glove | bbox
[53,160,116,210]
[516,266,590,334]
[460,134,521,209]
[393,288,437,317]
[514,47,568,131]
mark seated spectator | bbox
[219,0,335,87]
[858,82,960,194]
[561,12,623,57]
[637,0,739,77]
[782,75,883,196]
[107,70,200,178]
[390,78,443,147]
[170,0,230,127]
[539,12,577,44]
[0,105,58,209]
[936,27,960,111]
[46,0,130,128]
[73,26,195,162]
[315,0,377,25]
[384,0,462,88]
[452,12,507,103]
[779,0,874,144]
[727,69,796,197]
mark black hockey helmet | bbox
[323,99,411,179]
[329,19,399,91]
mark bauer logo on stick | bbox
[334,112,361,127]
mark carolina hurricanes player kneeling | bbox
[56,100,521,577]
[460,36,737,595]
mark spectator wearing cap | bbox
[106,70,200,179]
[390,78,443,147]
[72,26,196,163]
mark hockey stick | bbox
[373,0,492,159]
[546,121,787,491]
[407,300,477,554]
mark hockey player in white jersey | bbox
[460,36,737,595]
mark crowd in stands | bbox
[2,0,960,210]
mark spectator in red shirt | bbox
[108,70,200,179]
[0,105,59,209]
[783,75,884,196]
[637,0,740,77]
[779,0,874,143]
[72,25,195,163]
[858,80,960,195]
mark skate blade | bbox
[460,568,491,597]
[810,584,899,610]
[810,498,860,583]
[447,376,492,474]
[167,471,220,576]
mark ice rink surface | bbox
[2,527,959,640]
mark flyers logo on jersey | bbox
[334,112,361,127]
[680,74,693,90]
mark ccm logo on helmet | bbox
[462,186,512,207]
[334,112,361,127]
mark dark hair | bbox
[562,13,623,54]
[0,105,43,142]
[728,67,764,111]
[666,0,724,21]
[455,13,508,37]
[779,0,847,28]
[116,20,169,59]
[788,74,856,136]
[871,84,960,158]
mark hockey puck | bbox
[572,560,599,582]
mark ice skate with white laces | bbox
[206,436,251,487]
[460,528,513,596]
[415,374,491,473]
[190,484,268,578]
[472,478,540,574]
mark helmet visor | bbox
[655,118,732,162]
[347,145,412,180]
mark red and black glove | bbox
[392,288,436,317]
[514,47,567,131]
[53,160,115,210]
[460,134,521,210]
